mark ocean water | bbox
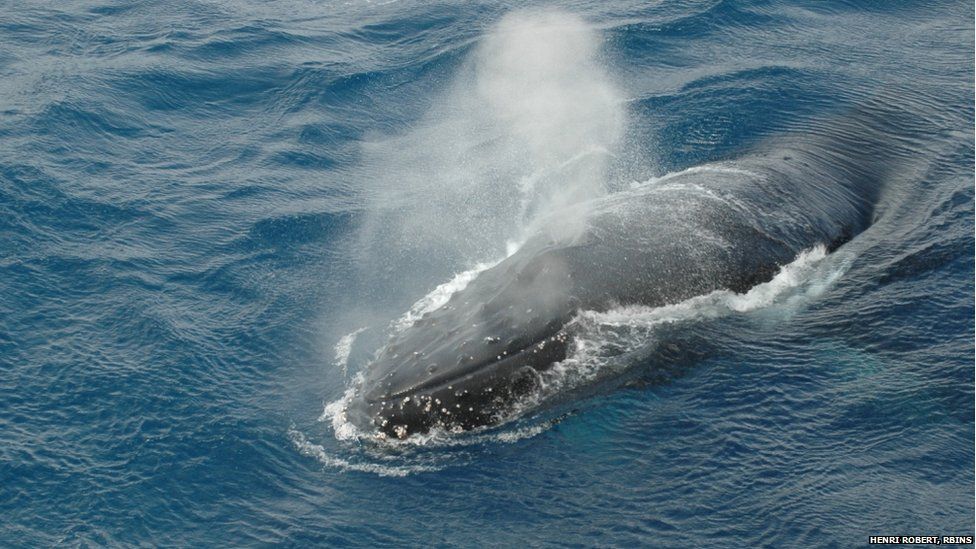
[1,0,973,546]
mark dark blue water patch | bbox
[244,211,351,251]
[181,24,314,61]
[0,164,164,244]
[261,149,340,171]
[878,237,973,286]
[792,0,965,17]
[642,0,780,41]
[635,67,838,169]
[112,67,285,114]
[345,10,475,50]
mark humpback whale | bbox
[344,106,899,439]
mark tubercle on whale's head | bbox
[346,384,500,440]
[346,334,570,439]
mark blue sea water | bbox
[1,0,973,546]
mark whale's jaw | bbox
[346,328,571,439]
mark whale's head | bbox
[345,242,587,438]
[344,327,571,439]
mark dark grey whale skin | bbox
[345,106,903,438]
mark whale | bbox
[343,104,903,439]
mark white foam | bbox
[320,373,365,441]
[332,327,367,378]
[391,260,500,333]
[288,428,441,477]
[517,245,851,407]
[633,164,758,190]
[379,418,553,448]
